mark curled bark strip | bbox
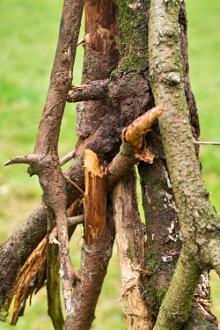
[113,174,153,329]
[10,237,48,325]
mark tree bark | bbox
[148,0,220,328]
[0,1,219,329]
[113,173,153,329]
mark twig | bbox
[67,215,84,226]
[77,38,85,46]
[60,150,75,166]
[63,174,84,196]
[193,138,220,146]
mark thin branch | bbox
[5,0,84,318]
[60,150,75,166]
[67,215,84,226]
[63,174,84,195]
[4,154,39,166]
[193,139,220,146]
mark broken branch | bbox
[67,79,109,103]
[108,106,163,187]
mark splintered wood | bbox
[125,106,164,150]
[10,237,47,325]
[84,149,107,245]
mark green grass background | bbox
[0,0,219,329]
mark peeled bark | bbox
[113,173,153,329]
[64,150,114,330]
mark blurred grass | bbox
[0,0,219,328]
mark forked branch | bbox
[4,0,84,318]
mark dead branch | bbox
[67,79,109,103]
[60,150,75,166]
[64,149,114,330]
[107,106,163,187]
[0,103,163,317]
[47,241,64,330]
[124,106,164,150]
[3,201,82,324]
[113,174,153,329]
[5,0,84,317]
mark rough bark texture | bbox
[64,150,114,330]
[138,0,217,329]
[64,2,118,329]
[0,204,47,312]
[113,173,153,329]
[149,0,220,329]
[1,0,219,328]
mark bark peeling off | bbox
[113,174,153,329]
[84,149,107,245]
[64,207,114,330]
[64,2,118,328]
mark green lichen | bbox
[116,0,148,72]
[0,308,8,322]
[156,287,166,305]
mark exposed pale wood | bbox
[124,106,164,150]
[84,149,107,245]
[113,175,153,330]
